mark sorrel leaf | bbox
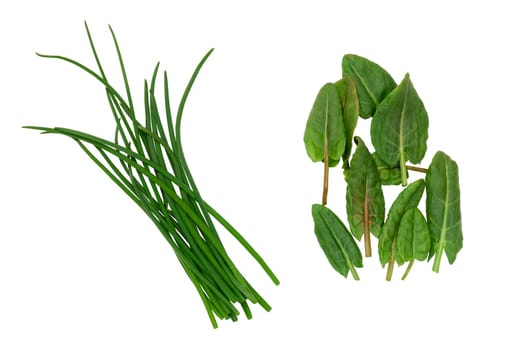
[304,83,345,166]
[304,52,464,282]
[426,151,463,272]
[396,207,430,263]
[335,76,359,167]
[378,179,425,280]
[345,137,384,257]
[341,54,396,118]
[312,204,362,280]
[370,73,429,186]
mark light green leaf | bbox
[312,204,362,280]
[396,207,430,264]
[345,137,385,258]
[378,179,425,267]
[342,54,396,118]
[335,76,359,166]
[304,83,345,167]
[426,151,463,272]
[370,74,429,186]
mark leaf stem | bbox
[322,106,329,206]
[406,165,427,173]
[400,153,407,186]
[363,182,371,257]
[432,248,443,273]
[348,263,360,281]
[401,259,414,280]
[386,255,395,281]
[323,159,329,206]
[364,229,371,257]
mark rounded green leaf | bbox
[342,54,396,118]
[370,74,429,168]
[304,83,345,167]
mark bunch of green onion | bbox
[25,23,279,328]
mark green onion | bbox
[24,22,279,328]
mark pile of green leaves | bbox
[24,23,279,328]
[304,54,463,281]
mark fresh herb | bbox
[396,207,431,280]
[304,53,463,280]
[304,82,346,205]
[378,179,425,280]
[370,73,429,186]
[312,204,362,280]
[345,137,384,257]
[334,76,359,168]
[24,23,279,328]
[341,54,396,118]
[426,151,463,273]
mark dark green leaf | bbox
[426,151,463,272]
[304,83,345,167]
[372,152,405,186]
[370,74,429,186]
[312,204,362,279]
[395,207,430,264]
[335,76,359,165]
[341,54,396,118]
[378,179,425,267]
[346,137,385,241]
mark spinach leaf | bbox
[426,151,463,272]
[335,76,359,168]
[370,74,429,186]
[312,204,362,280]
[378,179,425,280]
[345,137,385,257]
[303,83,345,166]
[395,207,430,280]
[341,54,396,118]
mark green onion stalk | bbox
[25,22,279,328]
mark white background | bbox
[1,0,524,348]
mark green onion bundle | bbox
[25,23,279,328]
